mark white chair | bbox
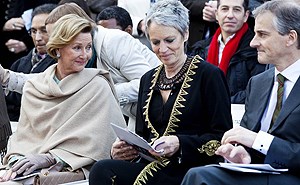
[231,104,245,126]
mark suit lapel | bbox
[269,76,300,132]
[247,70,274,131]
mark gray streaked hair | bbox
[253,0,300,48]
[145,0,189,39]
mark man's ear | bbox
[124,25,133,35]
[286,30,298,47]
[243,10,250,23]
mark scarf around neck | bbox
[207,23,248,75]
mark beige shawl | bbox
[4,64,126,170]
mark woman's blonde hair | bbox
[46,14,93,59]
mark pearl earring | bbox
[56,53,60,59]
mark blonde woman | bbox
[0,14,126,184]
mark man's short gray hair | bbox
[253,0,300,48]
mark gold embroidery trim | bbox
[197,140,221,156]
[135,56,201,184]
[133,159,169,185]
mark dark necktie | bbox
[269,74,285,131]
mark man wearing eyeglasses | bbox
[5,4,57,121]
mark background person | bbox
[89,1,232,184]
[0,0,60,69]
[0,14,126,184]
[96,6,133,35]
[191,0,265,104]
[5,3,58,121]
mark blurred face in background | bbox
[216,0,249,40]
[30,14,49,54]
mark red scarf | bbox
[206,23,248,75]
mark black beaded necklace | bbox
[157,57,191,90]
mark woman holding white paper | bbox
[89,0,232,184]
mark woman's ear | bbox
[56,50,61,59]
[184,30,189,42]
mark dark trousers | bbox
[89,159,146,185]
[181,166,300,185]
[89,159,184,185]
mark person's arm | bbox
[1,64,37,94]
[265,137,300,171]
[99,29,156,105]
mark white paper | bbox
[21,9,33,31]
[110,123,163,161]
[215,163,288,174]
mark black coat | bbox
[190,29,266,104]
[135,55,233,184]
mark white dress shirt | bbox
[217,33,235,64]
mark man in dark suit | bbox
[181,1,300,184]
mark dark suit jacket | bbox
[241,68,300,176]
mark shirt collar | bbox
[275,58,300,83]
[217,33,236,45]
